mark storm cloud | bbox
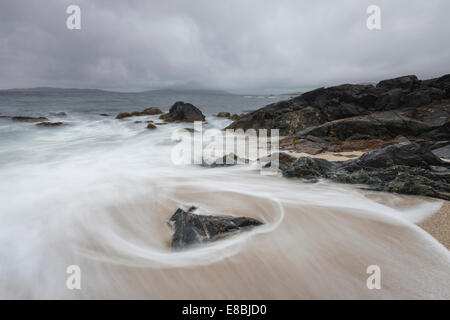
[0,0,449,93]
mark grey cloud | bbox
[0,0,449,93]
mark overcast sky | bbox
[0,0,449,93]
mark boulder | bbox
[161,101,205,122]
[116,112,132,119]
[146,123,157,130]
[168,206,263,249]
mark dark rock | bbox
[374,89,403,110]
[306,135,326,144]
[99,113,110,117]
[293,140,324,155]
[226,103,326,136]
[283,157,337,181]
[432,145,450,159]
[116,112,132,119]
[429,141,450,151]
[296,111,435,142]
[402,87,446,108]
[146,123,157,130]
[376,75,420,91]
[183,128,199,133]
[331,166,450,200]
[142,107,163,115]
[36,122,63,127]
[160,101,205,123]
[275,152,298,170]
[422,74,450,98]
[11,116,48,122]
[262,152,297,171]
[327,137,407,153]
[333,153,359,159]
[355,142,444,169]
[216,112,231,118]
[116,107,163,119]
[202,153,248,167]
[225,74,449,139]
[280,142,450,200]
[168,206,263,249]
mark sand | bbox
[286,150,450,250]
[286,150,365,162]
[419,201,450,250]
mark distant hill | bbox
[144,88,233,95]
[0,87,233,96]
[0,87,117,94]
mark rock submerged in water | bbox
[49,112,67,117]
[215,112,241,121]
[159,101,205,122]
[11,116,48,122]
[168,206,263,249]
[36,122,63,127]
[116,107,163,119]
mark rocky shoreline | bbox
[225,74,450,200]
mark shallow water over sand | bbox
[0,111,449,299]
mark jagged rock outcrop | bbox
[168,206,263,249]
[226,74,450,140]
[279,142,450,200]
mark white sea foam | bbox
[0,114,448,299]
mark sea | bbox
[0,89,448,299]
